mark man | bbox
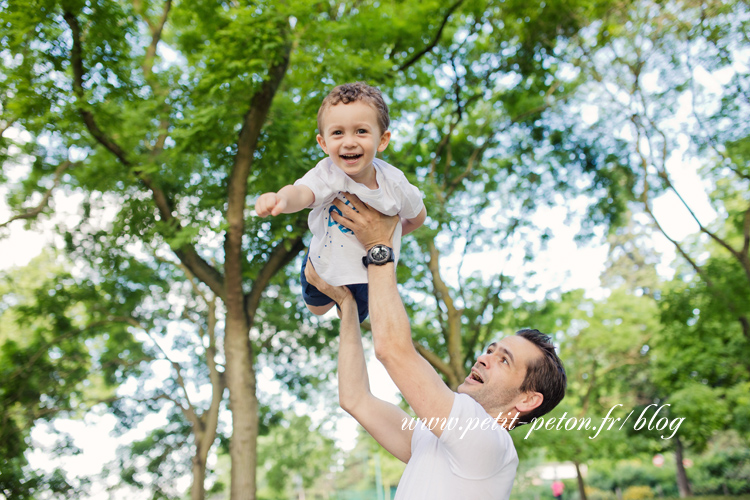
[305,194,566,499]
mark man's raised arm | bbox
[304,261,414,463]
[330,195,456,438]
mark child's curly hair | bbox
[317,82,390,135]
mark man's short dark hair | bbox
[515,329,566,425]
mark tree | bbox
[384,0,627,392]
[518,285,660,500]
[548,2,750,493]
[5,2,555,497]
[255,413,337,500]
[559,0,750,344]
[0,250,160,498]
[104,262,227,500]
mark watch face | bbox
[372,245,389,262]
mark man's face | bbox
[457,335,542,419]
[316,101,390,187]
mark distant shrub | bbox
[622,486,654,500]
[585,486,616,500]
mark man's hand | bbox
[304,258,353,306]
[255,192,288,217]
[331,194,399,250]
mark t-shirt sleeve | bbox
[438,394,514,479]
[397,179,424,220]
[293,163,336,209]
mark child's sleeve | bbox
[398,179,425,220]
[293,166,329,209]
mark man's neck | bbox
[486,406,522,430]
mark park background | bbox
[1,0,749,499]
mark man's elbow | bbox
[339,394,356,414]
[374,343,394,364]
[339,392,369,419]
[374,341,411,367]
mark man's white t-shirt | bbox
[294,157,424,286]
[394,394,519,500]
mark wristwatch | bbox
[362,244,394,267]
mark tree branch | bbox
[428,120,458,204]
[199,297,226,454]
[426,240,464,383]
[414,341,459,389]
[135,0,173,80]
[0,161,74,229]
[742,206,750,265]
[136,0,173,158]
[64,9,223,297]
[63,11,133,167]
[244,232,306,325]
[395,0,465,72]
[0,116,16,138]
[446,143,484,199]
[224,38,292,324]
[464,274,505,367]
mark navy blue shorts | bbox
[300,256,369,323]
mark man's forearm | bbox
[368,263,414,361]
[338,297,372,413]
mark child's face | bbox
[316,101,391,186]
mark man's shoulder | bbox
[452,393,490,416]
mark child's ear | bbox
[316,134,328,154]
[377,130,391,152]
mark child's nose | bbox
[343,133,357,146]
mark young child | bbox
[255,82,426,322]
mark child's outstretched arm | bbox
[255,184,314,217]
[401,205,426,235]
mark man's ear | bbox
[515,391,543,414]
[316,134,328,154]
[377,130,391,152]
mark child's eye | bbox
[502,358,509,365]
[357,129,368,134]
[332,130,343,135]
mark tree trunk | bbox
[574,461,587,500]
[674,435,692,498]
[224,314,258,500]
[191,454,207,500]
[222,25,291,498]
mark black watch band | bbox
[362,244,395,267]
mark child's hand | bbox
[255,192,287,217]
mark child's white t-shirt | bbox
[294,157,424,286]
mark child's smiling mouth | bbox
[340,153,363,162]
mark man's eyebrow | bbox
[487,343,514,364]
[499,346,515,364]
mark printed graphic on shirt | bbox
[327,205,352,234]
[322,194,358,251]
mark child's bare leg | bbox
[306,302,335,316]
